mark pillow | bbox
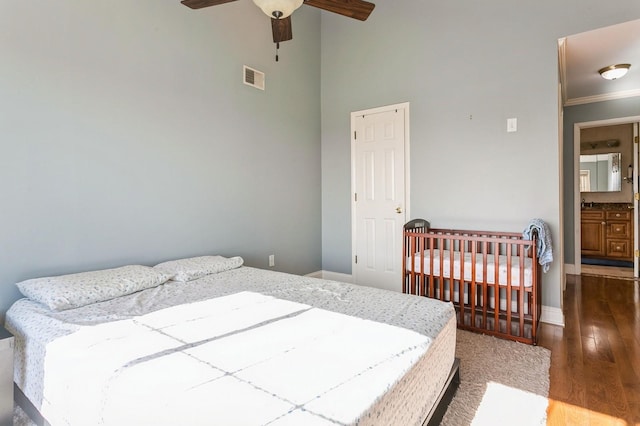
[153,255,244,282]
[16,265,172,311]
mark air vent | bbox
[243,65,265,90]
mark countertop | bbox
[581,202,634,210]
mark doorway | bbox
[573,119,640,278]
[559,18,640,279]
[350,102,410,292]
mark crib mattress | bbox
[6,266,456,426]
[408,249,534,287]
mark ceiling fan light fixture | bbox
[598,63,631,80]
[253,0,303,19]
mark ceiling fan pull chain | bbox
[275,41,280,62]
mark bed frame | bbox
[403,219,541,345]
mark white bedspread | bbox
[6,266,456,426]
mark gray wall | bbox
[563,98,640,264]
[320,0,640,310]
[0,2,322,320]
[2,1,639,320]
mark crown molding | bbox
[564,88,640,107]
[557,38,567,106]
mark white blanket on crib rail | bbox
[409,250,534,287]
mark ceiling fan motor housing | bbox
[253,0,303,19]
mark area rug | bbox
[581,257,633,268]
[14,330,551,426]
[441,330,551,426]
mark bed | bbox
[403,219,542,345]
[5,255,458,426]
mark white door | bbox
[351,103,408,292]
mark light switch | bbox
[507,118,517,132]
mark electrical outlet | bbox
[269,255,275,267]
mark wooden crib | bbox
[403,219,541,345]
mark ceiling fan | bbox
[181,0,375,60]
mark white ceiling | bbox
[561,18,640,106]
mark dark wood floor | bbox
[538,273,640,425]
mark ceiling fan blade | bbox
[304,0,375,21]
[272,16,293,43]
[181,0,238,9]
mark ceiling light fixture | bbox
[598,63,631,80]
[253,0,303,19]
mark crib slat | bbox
[409,236,416,295]
[481,240,488,330]
[430,235,434,298]
[519,243,525,337]
[491,240,497,333]
[506,242,513,337]
[468,241,477,327]
[438,237,443,300]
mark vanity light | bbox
[581,139,619,150]
[598,64,631,80]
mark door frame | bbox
[634,122,639,276]
[573,115,640,276]
[350,102,411,285]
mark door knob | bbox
[396,206,403,214]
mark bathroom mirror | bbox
[579,152,622,192]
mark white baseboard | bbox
[564,263,576,275]
[305,271,324,279]
[540,306,565,326]
[305,270,353,283]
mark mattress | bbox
[6,265,456,426]
[408,249,534,287]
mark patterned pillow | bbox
[153,255,244,282]
[16,265,172,311]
